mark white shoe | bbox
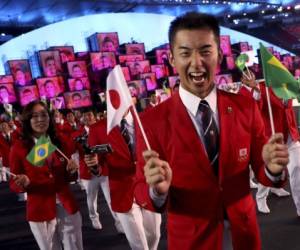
[256,199,270,214]
[270,188,290,197]
[250,179,258,189]
[91,218,102,230]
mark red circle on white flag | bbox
[109,89,120,109]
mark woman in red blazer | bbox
[9,100,83,250]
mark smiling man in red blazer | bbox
[134,12,289,250]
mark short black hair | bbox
[168,12,220,51]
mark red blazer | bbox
[134,90,286,250]
[88,120,136,213]
[0,130,20,167]
[71,127,109,180]
[9,139,79,222]
[257,82,299,143]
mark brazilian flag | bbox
[26,135,56,167]
[259,43,300,100]
[235,53,249,72]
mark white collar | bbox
[179,85,217,117]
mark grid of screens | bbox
[1,32,299,108]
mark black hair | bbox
[20,100,60,149]
[168,12,220,50]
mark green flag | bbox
[235,54,249,72]
[26,135,57,167]
[259,43,300,100]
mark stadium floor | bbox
[0,181,299,250]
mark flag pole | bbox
[0,167,16,178]
[242,71,251,80]
[265,86,275,135]
[131,105,151,151]
[245,66,252,80]
[55,148,69,161]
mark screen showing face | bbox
[215,74,233,85]
[121,67,131,81]
[156,49,169,64]
[168,76,180,89]
[128,80,147,98]
[140,72,157,91]
[283,55,293,70]
[64,90,92,109]
[127,81,140,98]
[118,54,144,65]
[37,76,65,99]
[39,50,62,77]
[0,75,14,84]
[18,85,39,106]
[67,61,88,78]
[50,97,65,109]
[68,77,90,91]
[295,69,300,79]
[126,60,150,78]
[226,56,236,70]
[125,43,145,55]
[151,64,168,79]
[8,59,33,87]
[240,42,249,52]
[0,83,17,104]
[90,52,116,71]
[98,32,119,52]
[220,35,232,56]
[155,88,171,104]
[50,46,75,63]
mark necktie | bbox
[198,100,219,176]
[120,119,133,154]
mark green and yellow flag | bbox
[26,135,56,167]
[235,53,249,72]
[259,43,300,100]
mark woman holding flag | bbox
[9,100,83,250]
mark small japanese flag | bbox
[106,65,132,134]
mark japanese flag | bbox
[106,65,132,134]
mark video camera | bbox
[74,133,112,155]
[74,132,113,176]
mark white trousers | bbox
[116,203,161,250]
[286,141,300,215]
[256,140,300,214]
[29,205,83,250]
[0,166,8,182]
[29,218,57,250]
[81,175,120,224]
[81,176,101,220]
[222,221,233,250]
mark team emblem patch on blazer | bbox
[238,148,248,162]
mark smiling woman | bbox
[9,100,84,250]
